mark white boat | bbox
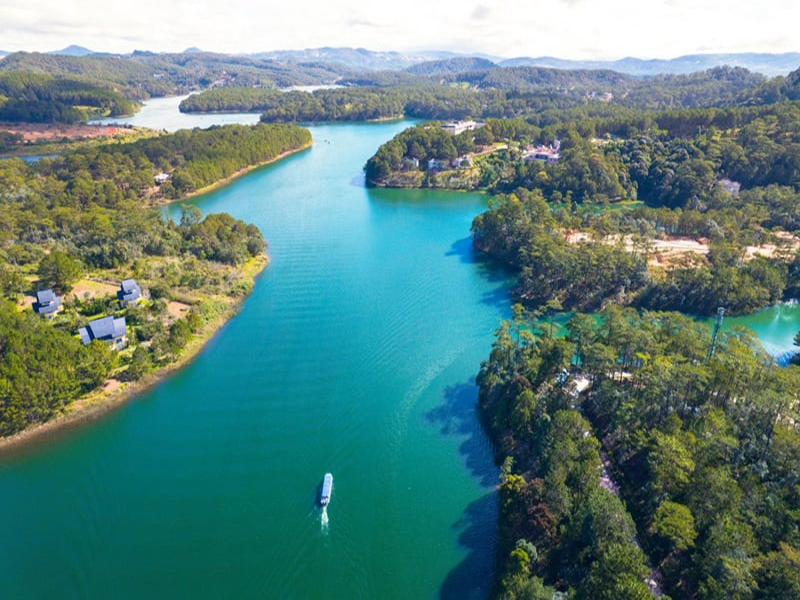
[320,473,333,506]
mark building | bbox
[441,120,484,135]
[33,289,61,318]
[523,144,561,165]
[451,156,473,168]
[118,279,142,306]
[718,178,741,197]
[427,158,449,171]
[401,157,420,170]
[154,172,171,185]
[79,316,128,350]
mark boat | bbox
[320,473,333,506]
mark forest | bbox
[0,72,137,123]
[0,51,352,98]
[175,65,780,121]
[0,122,311,435]
[479,306,799,599]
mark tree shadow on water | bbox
[440,492,498,600]
[446,237,514,311]
[427,381,500,599]
[446,236,480,265]
[428,382,497,487]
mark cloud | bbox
[471,5,491,20]
[345,18,384,29]
[0,0,798,59]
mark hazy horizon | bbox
[2,0,799,61]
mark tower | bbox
[706,307,725,363]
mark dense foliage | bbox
[0,299,118,435]
[0,51,352,98]
[472,188,799,316]
[176,66,774,121]
[479,306,800,598]
[0,72,136,123]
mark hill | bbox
[499,52,800,77]
[404,57,496,75]
[0,51,354,98]
[48,45,95,57]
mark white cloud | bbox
[0,0,798,59]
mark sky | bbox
[1,0,799,59]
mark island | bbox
[0,122,312,448]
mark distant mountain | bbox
[48,45,95,57]
[249,47,502,72]
[183,47,203,54]
[404,57,495,76]
[249,47,425,71]
[499,53,800,77]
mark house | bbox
[118,279,142,306]
[401,157,420,170]
[523,144,561,165]
[718,178,741,197]
[427,158,449,171]
[451,156,473,168]
[154,172,170,185]
[33,289,61,318]
[79,316,128,350]
[441,120,484,135]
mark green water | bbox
[0,116,512,599]
[711,303,800,364]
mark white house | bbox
[441,120,484,136]
[523,143,561,165]
[427,158,449,171]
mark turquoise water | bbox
[3,99,797,599]
[0,115,511,598]
[712,303,800,363]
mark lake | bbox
[2,102,510,598]
[2,97,797,599]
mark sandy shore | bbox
[150,142,312,206]
[0,254,268,456]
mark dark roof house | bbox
[33,289,62,316]
[79,316,127,349]
[118,278,142,305]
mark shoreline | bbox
[150,142,312,207]
[0,254,268,457]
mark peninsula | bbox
[0,122,312,448]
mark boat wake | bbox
[321,507,329,533]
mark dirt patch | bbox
[0,122,122,143]
[166,301,191,323]
[567,231,800,267]
[67,279,118,301]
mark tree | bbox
[38,251,83,292]
[758,543,800,598]
[77,340,117,390]
[652,501,697,553]
[125,346,153,381]
[180,204,203,227]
